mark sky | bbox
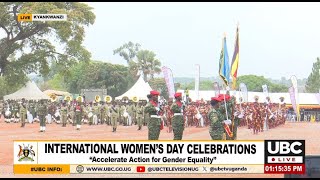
[80,2,320,80]
[1,2,320,80]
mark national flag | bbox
[219,35,230,87]
[230,26,239,90]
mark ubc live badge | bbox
[264,140,305,164]
[14,142,38,164]
[264,140,306,174]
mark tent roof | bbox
[43,89,71,96]
[116,76,152,101]
[4,81,50,100]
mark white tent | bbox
[116,75,152,101]
[4,81,50,100]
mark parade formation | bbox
[0,90,288,140]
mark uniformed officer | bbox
[136,102,144,130]
[61,101,68,127]
[75,99,83,130]
[100,102,106,124]
[208,97,223,140]
[110,101,119,132]
[20,98,27,127]
[38,100,48,132]
[171,92,185,140]
[144,90,162,140]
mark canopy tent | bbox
[43,89,71,97]
[4,81,50,100]
[115,75,152,101]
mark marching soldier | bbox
[61,101,68,127]
[136,101,144,130]
[75,97,84,130]
[20,98,27,127]
[144,91,162,140]
[100,102,106,124]
[171,92,185,140]
[164,99,173,133]
[110,101,119,132]
[92,102,98,125]
[38,100,48,132]
[252,95,261,134]
[208,97,224,140]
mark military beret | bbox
[211,97,220,102]
[150,90,160,96]
[174,92,182,98]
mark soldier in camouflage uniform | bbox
[144,91,162,140]
[136,102,144,130]
[100,102,106,124]
[217,94,234,140]
[75,100,83,130]
[171,92,185,140]
[20,98,27,127]
[110,101,119,132]
[38,100,48,132]
[61,101,68,127]
[208,97,224,140]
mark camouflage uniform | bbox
[61,105,68,127]
[75,103,83,130]
[208,108,223,140]
[136,104,144,130]
[110,104,119,132]
[100,103,106,124]
[144,101,161,140]
[38,101,47,132]
[170,100,184,140]
[20,101,27,127]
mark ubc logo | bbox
[265,140,305,164]
[267,141,303,154]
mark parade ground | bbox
[0,119,319,178]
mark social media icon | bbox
[137,166,145,173]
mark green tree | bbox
[64,61,132,97]
[113,42,161,82]
[113,41,141,63]
[40,73,67,91]
[130,50,161,82]
[0,76,28,99]
[236,75,288,92]
[305,57,320,93]
[149,78,169,99]
[0,2,95,86]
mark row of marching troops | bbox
[234,96,288,134]
[0,95,154,132]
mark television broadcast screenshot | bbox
[0,2,319,178]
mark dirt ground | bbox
[0,117,319,178]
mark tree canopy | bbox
[305,57,320,93]
[0,2,95,87]
[114,42,162,82]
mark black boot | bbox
[112,127,115,132]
